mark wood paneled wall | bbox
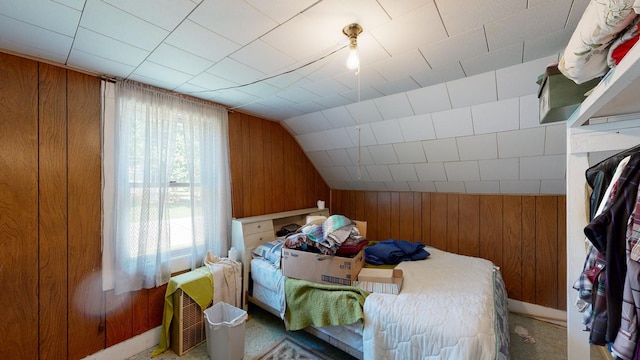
[331,190,567,311]
[228,111,330,218]
[0,53,104,359]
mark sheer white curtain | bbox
[111,81,231,294]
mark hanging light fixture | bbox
[343,23,363,70]
[343,23,364,180]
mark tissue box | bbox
[353,268,403,294]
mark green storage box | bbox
[537,65,601,124]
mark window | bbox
[102,81,232,294]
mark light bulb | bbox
[346,45,359,70]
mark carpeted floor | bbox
[129,304,607,360]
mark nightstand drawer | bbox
[245,230,276,249]
[242,220,273,235]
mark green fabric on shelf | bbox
[152,266,213,357]
[284,277,368,331]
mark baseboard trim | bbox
[508,298,567,327]
[82,326,161,360]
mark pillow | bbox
[252,239,284,267]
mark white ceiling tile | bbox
[415,163,447,182]
[471,98,520,134]
[497,127,545,158]
[389,164,419,181]
[188,72,239,92]
[464,181,500,194]
[408,181,437,192]
[372,49,431,82]
[406,83,452,115]
[346,146,375,166]
[347,124,377,147]
[432,107,474,138]
[460,43,523,77]
[259,12,340,62]
[421,28,488,68]
[189,0,277,44]
[499,180,540,194]
[230,40,294,75]
[437,0,527,36]
[73,27,149,67]
[67,49,135,78]
[423,138,459,162]
[398,114,436,142]
[314,95,352,111]
[444,161,480,181]
[321,107,356,128]
[541,179,566,194]
[327,149,354,166]
[306,151,335,167]
[323,128,356,149]
[147,43,213,76]
[323,166,352,181]
[485,1,571,51]
[457,133,498,161]
[103,0,197,31]
[371,119,405,145]
[80,0,168,51]
[0,16,73,64]
[165,20,241,63]
[393,142,427,163]
[446,71,497,108]
[295,132,331,152]
[263,71,307,91]
[370,2,448,56]
[53,0,85,11]
[236,81,281,98]
[545,124,567,155]
[496,55,556,99]
[384,181,411,191]
[0,0,81,36]
[478,158,519,180]
[345,99,383,124]
[288,101,327,114]
[520,154,566,180]
[373,93,414,120]
[302,78,351,97]
[434,181,466,193]
[346,165,371,181]
[519,94,541,129]
[276,86,319,104]
[524,29,570,62]
[131,61,192,89]
[207,57,267,85]
[127,72,187,92]
[366,165,394,182]
[412,62,467,88]
[376,0,426,18]
[246,0,316,23]
[374,77,421,97]
[284,113,330,135]
[368,144,399,164]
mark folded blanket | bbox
[284,277,368,331]
[365,239,430,265]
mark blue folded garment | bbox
[365,239,430,265]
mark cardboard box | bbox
[537,65,601,124]
[353,268,403,294]
[281,248,364,286]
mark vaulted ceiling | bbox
[0,0,590,194]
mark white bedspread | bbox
[362,247,508,360]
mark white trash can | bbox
[203,302,248,360]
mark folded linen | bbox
[365,239,430,265]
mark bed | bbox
[247,235,510,359]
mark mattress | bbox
[362,247,509,360]
[250,257,285,318]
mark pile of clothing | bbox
[283,214,366,256]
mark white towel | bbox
[204,252,242,308]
